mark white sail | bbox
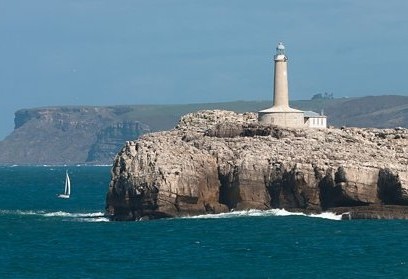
[58,171,71,199]
[65,171,71,196]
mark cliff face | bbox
[0,107,150,165]
[87,121,149,163]
[106,110,408,220]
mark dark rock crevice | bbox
[218,165,242,210]
[267,167,311,210]
[319,167,370,209]
[378,168,408,205]
[205,123,286,139]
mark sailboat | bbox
[58,171,71,199]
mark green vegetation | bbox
[109,96,397,131]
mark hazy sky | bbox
[1,0,408,139]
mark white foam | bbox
[309,211,343,220]
[43,211,105,218]
[42,211,109,222]
[76,212,106,217]
[76,217,110,222]
[0,209,107,220]
[0,209,45,215]
[43,211,72,217]
[184,208,342,221]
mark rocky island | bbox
[106,110,408,220]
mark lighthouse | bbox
[273,42,290,108]
[258,42,305,127]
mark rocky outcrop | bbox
[106,110,408,220]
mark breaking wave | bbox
[1,209,343,222]
[184,208,343,221]
[0,209,109,222]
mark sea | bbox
[1,166,408,278]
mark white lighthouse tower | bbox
[273,42,290,108]
[258,42,305,127]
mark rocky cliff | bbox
[106,110,408,220]
[0,107,150,165]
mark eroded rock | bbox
[106,110,408,220]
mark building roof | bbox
[304,111,326,118]
[259,106,303,113]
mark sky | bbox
[1,0,408,139]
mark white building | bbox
[304,111,327,128]
[258,42,327,129]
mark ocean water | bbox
[1,166,408,278]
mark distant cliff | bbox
[106,110,408,220]
[0,107,150,165]
[0,95,407,165]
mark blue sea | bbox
[1,166,408,278]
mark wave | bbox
[0,209,46,216]
[1,208,342,222]
[44,211,110,222]
[0,209,109,222]
[184,208,343,221]
[78,216,110,222]
[42,211,104,217]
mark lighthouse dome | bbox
[275,42,286,60]
[277,42,285,50]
